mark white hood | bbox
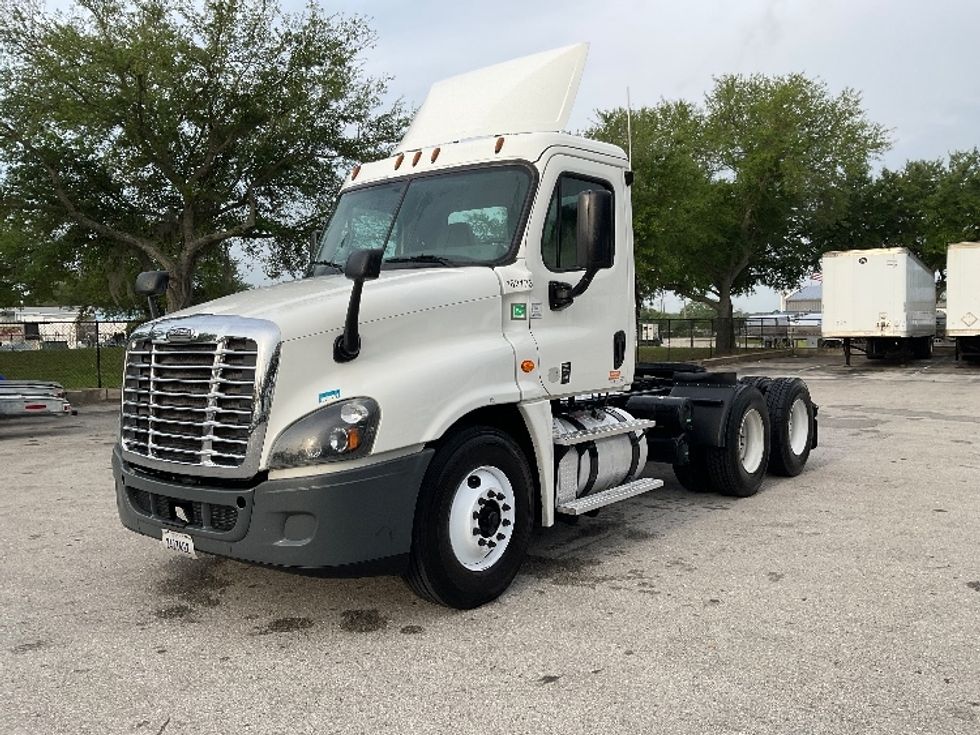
[167,268,503,342]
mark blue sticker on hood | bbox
[318,389,341,404]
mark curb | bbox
[66,388,121,405]
[697,349,796,367]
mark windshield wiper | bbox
[385,254,457,267]
[309,259,344,274]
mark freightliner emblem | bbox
[165,326,197,341]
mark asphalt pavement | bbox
[1,355,978,734]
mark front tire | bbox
[405,426,533,609]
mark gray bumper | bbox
[113,446,434,572]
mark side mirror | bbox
[344,248,384,281]
[334,249,384,362]
[577,189,614,271]
[135,270,170,319]
[549,190,614,310]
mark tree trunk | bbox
[165,266,194,313]
[715,285,736,354]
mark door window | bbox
[541,175,613,272]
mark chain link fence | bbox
[0,316,821,390]
[638,317,821,361]
[0,320,133,390]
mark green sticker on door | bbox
[510,303,527,320]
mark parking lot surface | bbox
[2,355,979,734]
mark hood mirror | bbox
[334,249,384,362]
[135,270,170,319]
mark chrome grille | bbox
[121,336,259,468]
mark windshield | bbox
[315,166,533,268]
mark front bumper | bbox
[113,446,434,573]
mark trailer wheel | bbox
[405,426,533,609]
[703,385,770,497]
[911,336,933,360]
[764,377,815,477]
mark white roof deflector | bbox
[399,43,589,151]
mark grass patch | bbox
[0,347,125,389]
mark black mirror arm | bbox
[549,267,598,311]
[334,278,365,362]
[147,296,160,320]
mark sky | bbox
[271,0,979,311]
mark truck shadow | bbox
[142,471,742,633]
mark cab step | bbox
[556,477,664,516]
[553,418,656,446]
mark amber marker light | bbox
[412,150,422,166]
[351,164,361,180]
[346,427,362,451]
[495,137,505,154]
[520,360,536,373]
[431,147,441,163]
[394,153,405,169]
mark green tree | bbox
[590,74,888,351]
[0,0,408,311]
[815,149,980,284]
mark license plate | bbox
[161,529,197,558]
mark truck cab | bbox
[113,45,818,608]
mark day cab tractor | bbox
[113,45,818,608]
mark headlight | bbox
[269,398,380,469]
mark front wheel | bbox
[404,426,533,609]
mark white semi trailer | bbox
[113,45,819,608]
[821,247,936,365]
[946,242,980,361]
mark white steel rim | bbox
[738,408,766,474]
[788,397,810,456]
[448,465,516,571]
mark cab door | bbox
[523,153,634,396]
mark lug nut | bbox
[496,533,505,541]
[502,504,511,512]
[478,498,486,506]
[472,511,479,519]
[473,528,481,535]
[496,492,505,500]
[468,476,481,488]
[501,519,511,527]
[478,538,487,546]
[487,540,496,548]
[487,490,495,498]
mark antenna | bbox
[626,86,634,165]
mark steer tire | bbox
[764,377,815,477]
[404,426,533,609]
[702,385,771,497]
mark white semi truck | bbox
[114,45,818,608]
[821,247,936,365]
[945,242,980,361]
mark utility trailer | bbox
[946,242,980,361]
[112,45,819,608]
[821,247,936,365]
[0,380,74,418]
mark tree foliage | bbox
[812,149,980,281]
[0,0,408,310]
[589,74,889,349]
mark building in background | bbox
[779,284,823,313]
